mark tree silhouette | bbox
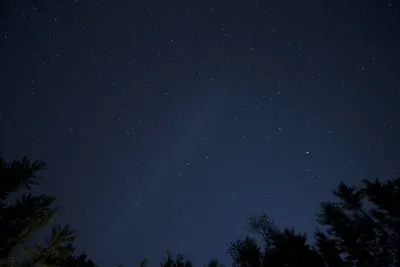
[228,214,325,267]
[204,259,224,267]
[228,237,262,267]
[60,253,97,267]
[361,178,400,265]
[160,252,193,267]
[0,157,46,200]
[0,156,95,267]
[314,230,349,267]
[0,193,60,260]
[3,154,400,267]
[20,225,75,267]
[316,178,400,266]
[317,201,377,266]
[0,156,59,261]
[265,228,324,267]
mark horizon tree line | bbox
[1,155,399,267]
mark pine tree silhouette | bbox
[3,155,399,267]
[0,156,58,261]
[0,156,96,267]
[21,225,75,267]
[314,230,349,267]
[0,157,46,200]
[317,178,400,266]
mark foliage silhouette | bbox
[60,253,97,267]
[0,156,58,260]
[0,157,46,201]
[160,252,193,267]
[228,214,325,267]
[2,155,400,267]
[0,156,95,267]
[317,178,400,266]
[204,259,225,267]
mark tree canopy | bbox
[1,155,399,267]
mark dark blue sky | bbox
[1,0,399,266]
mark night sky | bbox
[1,0,399,266]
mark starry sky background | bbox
[1,0,400,266]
